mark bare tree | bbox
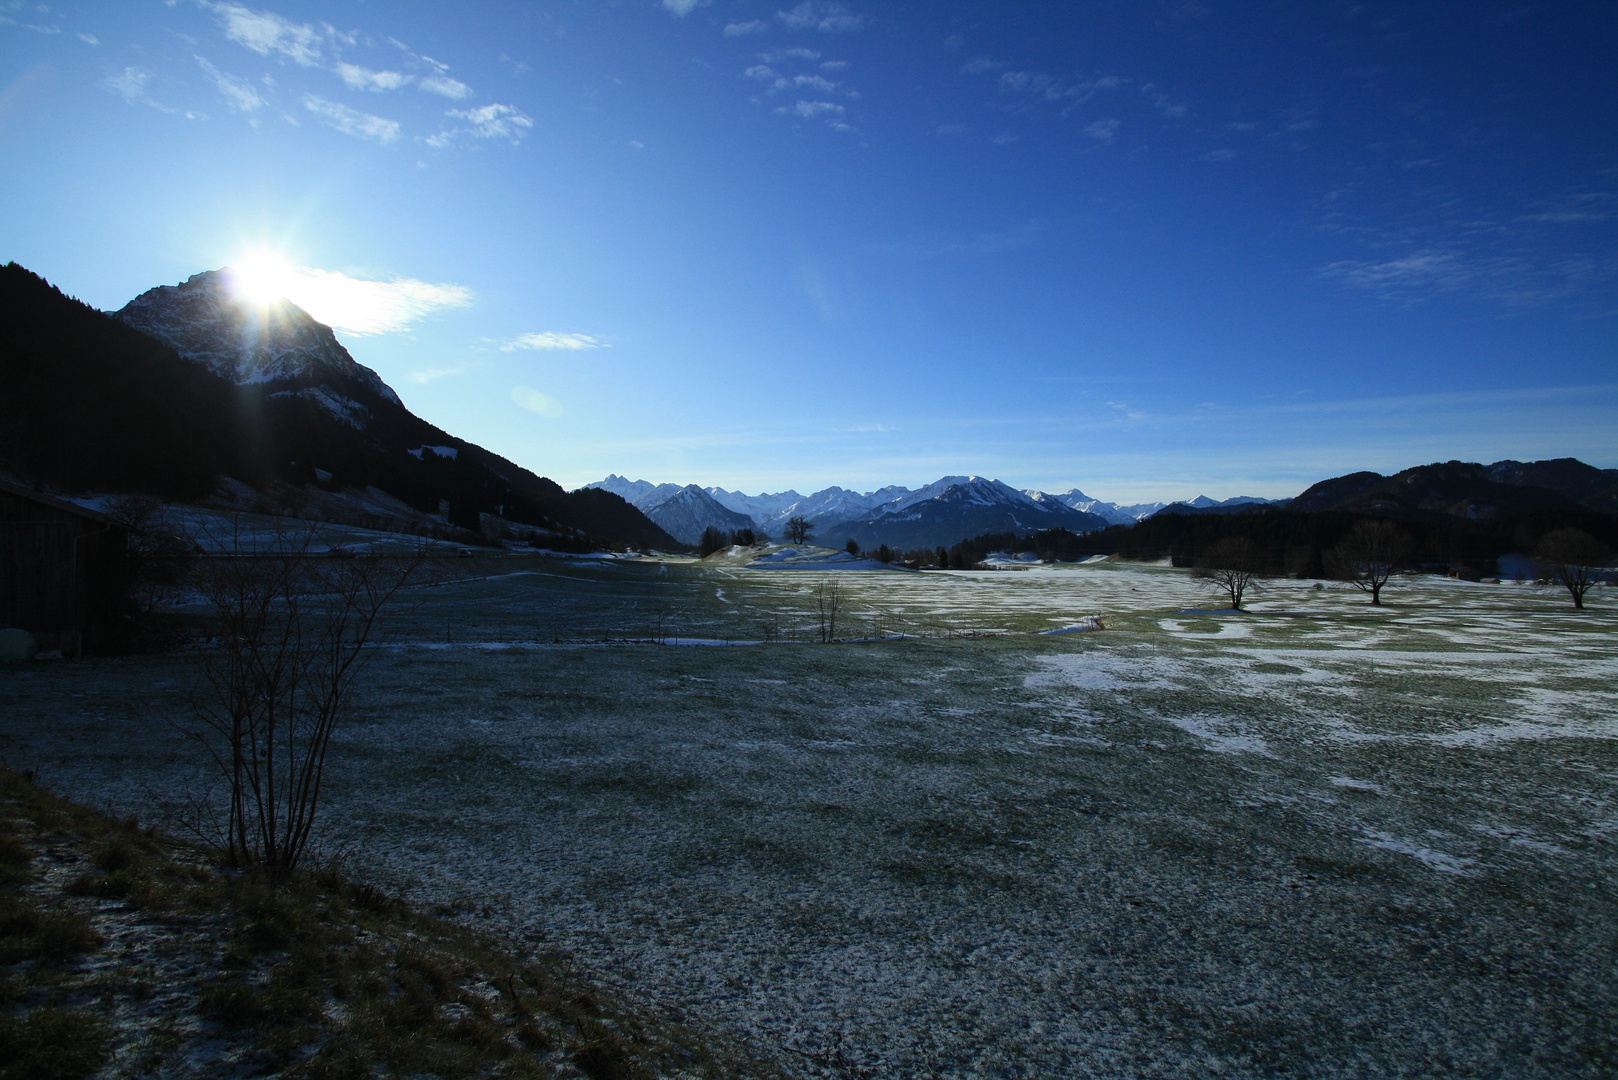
[1327,520,1414,605]
[787,516,814,545]
[191,524,426,870]
[814,579,842,642]
[1536,528,1610,610]
[1193,536,1265,610]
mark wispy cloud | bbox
[1516,191,1613,224]
[427,103,533,146]
[777,2,865,33]
[962,56,1001,74]
[406,363,477,384]
[661,0,709,15]
[746,65,854,98]
[1085,117,1119,141]
[259,266,472,335]
[208,2,348,67]
[0,10,60,35]
[725,20,768,37]
[104,67,199,116]
[999,70,1120,107]
[420,75,471,99]
[501,332,603,352]
[196,56,263,112]
[104,67,162,109]
[302,93,400,143]
[778,100,845,120]
[1321,247,1604,309]
[512,386,563,418]
[336,62,411,91]
[78,32,99,46]
[1140,82,1187,118]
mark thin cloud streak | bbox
[501,332,603,352]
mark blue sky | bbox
[2,1,1614,501]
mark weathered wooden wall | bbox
[0,483,128,654]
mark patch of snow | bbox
[1357,831,1474,875]
[1039,616,1104,635]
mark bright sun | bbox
[230,250,297,307]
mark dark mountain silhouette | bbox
[1485,458,1618,514]
[0,263,678,550]
[1288,460,1587,520]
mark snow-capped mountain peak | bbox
[114,269,402,420]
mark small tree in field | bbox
[1193,536,1265,610]
[787,516,814,545]
[845,538,860,556]
[1536,528,1610,610]
[813,579,842,642]
[192,525,425,870]
[1328,520,1414,605]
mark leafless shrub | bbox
[814,580,842,642]
[189,522,427,870]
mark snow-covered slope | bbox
[705,485,902,536]
[827,476,1111,550]
[704,486,804,524]
[1042,489,1164,525]
[586,479,758,545]
[115,269,401,425]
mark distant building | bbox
[0,479,129,656]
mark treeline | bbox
[940,506,1618,578]
[699,525,761,556]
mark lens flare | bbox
[230,250,296,307]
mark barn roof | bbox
[0,477,114,525]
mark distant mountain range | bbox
[588,474,1249,551]
[0,263,677,550]
[595,459,1617,554]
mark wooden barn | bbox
[0,479,130,656]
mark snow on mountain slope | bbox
[830,477,1111,550]
[705,486,804,523]
[584,479,758,545]
[637,485,757,546]
[115,269,402,423]
[1042,489,1162,525]
[703,485,901,535]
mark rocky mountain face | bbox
[0,263,676,550]
[116,270,402,430]
[638,485,756,547]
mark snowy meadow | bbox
[3,555,1614,1078]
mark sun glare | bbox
[230,250,296,308]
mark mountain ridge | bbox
[0,263,678,551]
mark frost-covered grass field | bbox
[4,557,1615,1077]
